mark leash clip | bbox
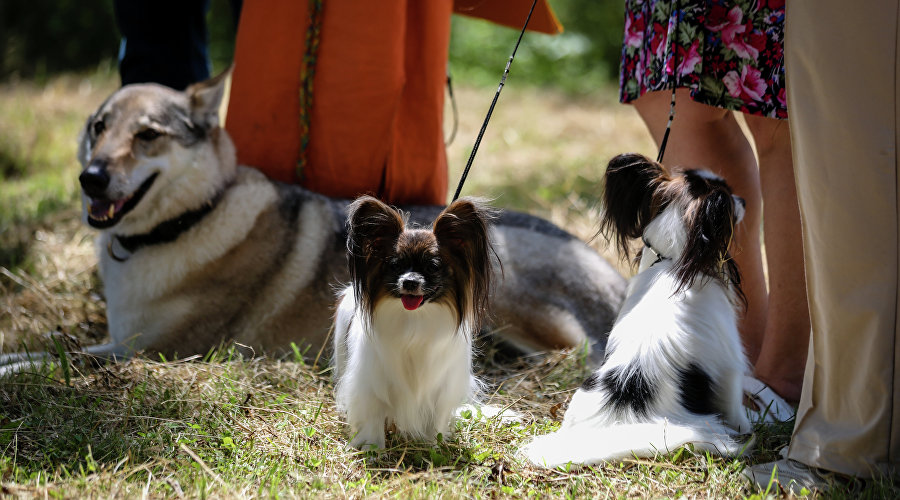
[642,237,665,267]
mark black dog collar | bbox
[108,190,226,262]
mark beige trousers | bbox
[785,0,900,478]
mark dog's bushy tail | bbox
[522,417,753,467]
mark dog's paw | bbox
[349,432,385,450]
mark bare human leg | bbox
[744,115,809,404]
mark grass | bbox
[1,69,896,498]
[0,63,118,270]
[0,348,787,499]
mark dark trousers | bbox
[114,0,241,90]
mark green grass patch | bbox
[0,66,115,269]
[2,349,892,499]
[0,168,80,268]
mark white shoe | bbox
[743,458,858,495]
[743,375,795,424]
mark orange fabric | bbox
[226,1,308,183]
[227,0,452,205]
[225,0,560,205]
[454,0,563,35]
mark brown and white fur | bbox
[524,153,753,466]
[0,71,626,374]
[333,196,493,448]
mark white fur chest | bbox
[96,177,278,347]
[334,294,476,445]
[366,300,472,410]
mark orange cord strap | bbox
[297,0,324,180]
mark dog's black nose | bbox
[79,161,110,198]
[400,273,425,292]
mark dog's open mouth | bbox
[400,294,425,311]
[86,173,158,229]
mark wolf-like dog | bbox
[0,72,625,371]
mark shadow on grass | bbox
[0,359,199,477]
[0,226,32,270]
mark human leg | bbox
[752,0,900,482]
[631,89,768,362]
[113,0,212,90]
[744,115,809,404]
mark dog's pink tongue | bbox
[401,295,424,311]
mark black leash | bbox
[451,0,539,202]
[445,67,459,145]
[656,85,677,163]
[656,0,680,164]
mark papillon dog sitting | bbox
[524,153,754,466]
[332,195,494,449]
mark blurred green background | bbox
[0,0,624,93]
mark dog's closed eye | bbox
[92,120,106,138]
[135,128,163,142]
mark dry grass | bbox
[2,71,893,499]
[1,348,773,499]
[0,69,116,353]
[0,216,104,353]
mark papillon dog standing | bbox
[332,195,494,449]
[524,153,754,466]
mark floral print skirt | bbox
[619,0,786,119]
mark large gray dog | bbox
[0,72,625,372]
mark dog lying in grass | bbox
[0,71,626,374]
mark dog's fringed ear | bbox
[433,197,497,328]
[674,187,742,296]
[599,153,669,259]
[186,66,232,130]
[346,195,404,287]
